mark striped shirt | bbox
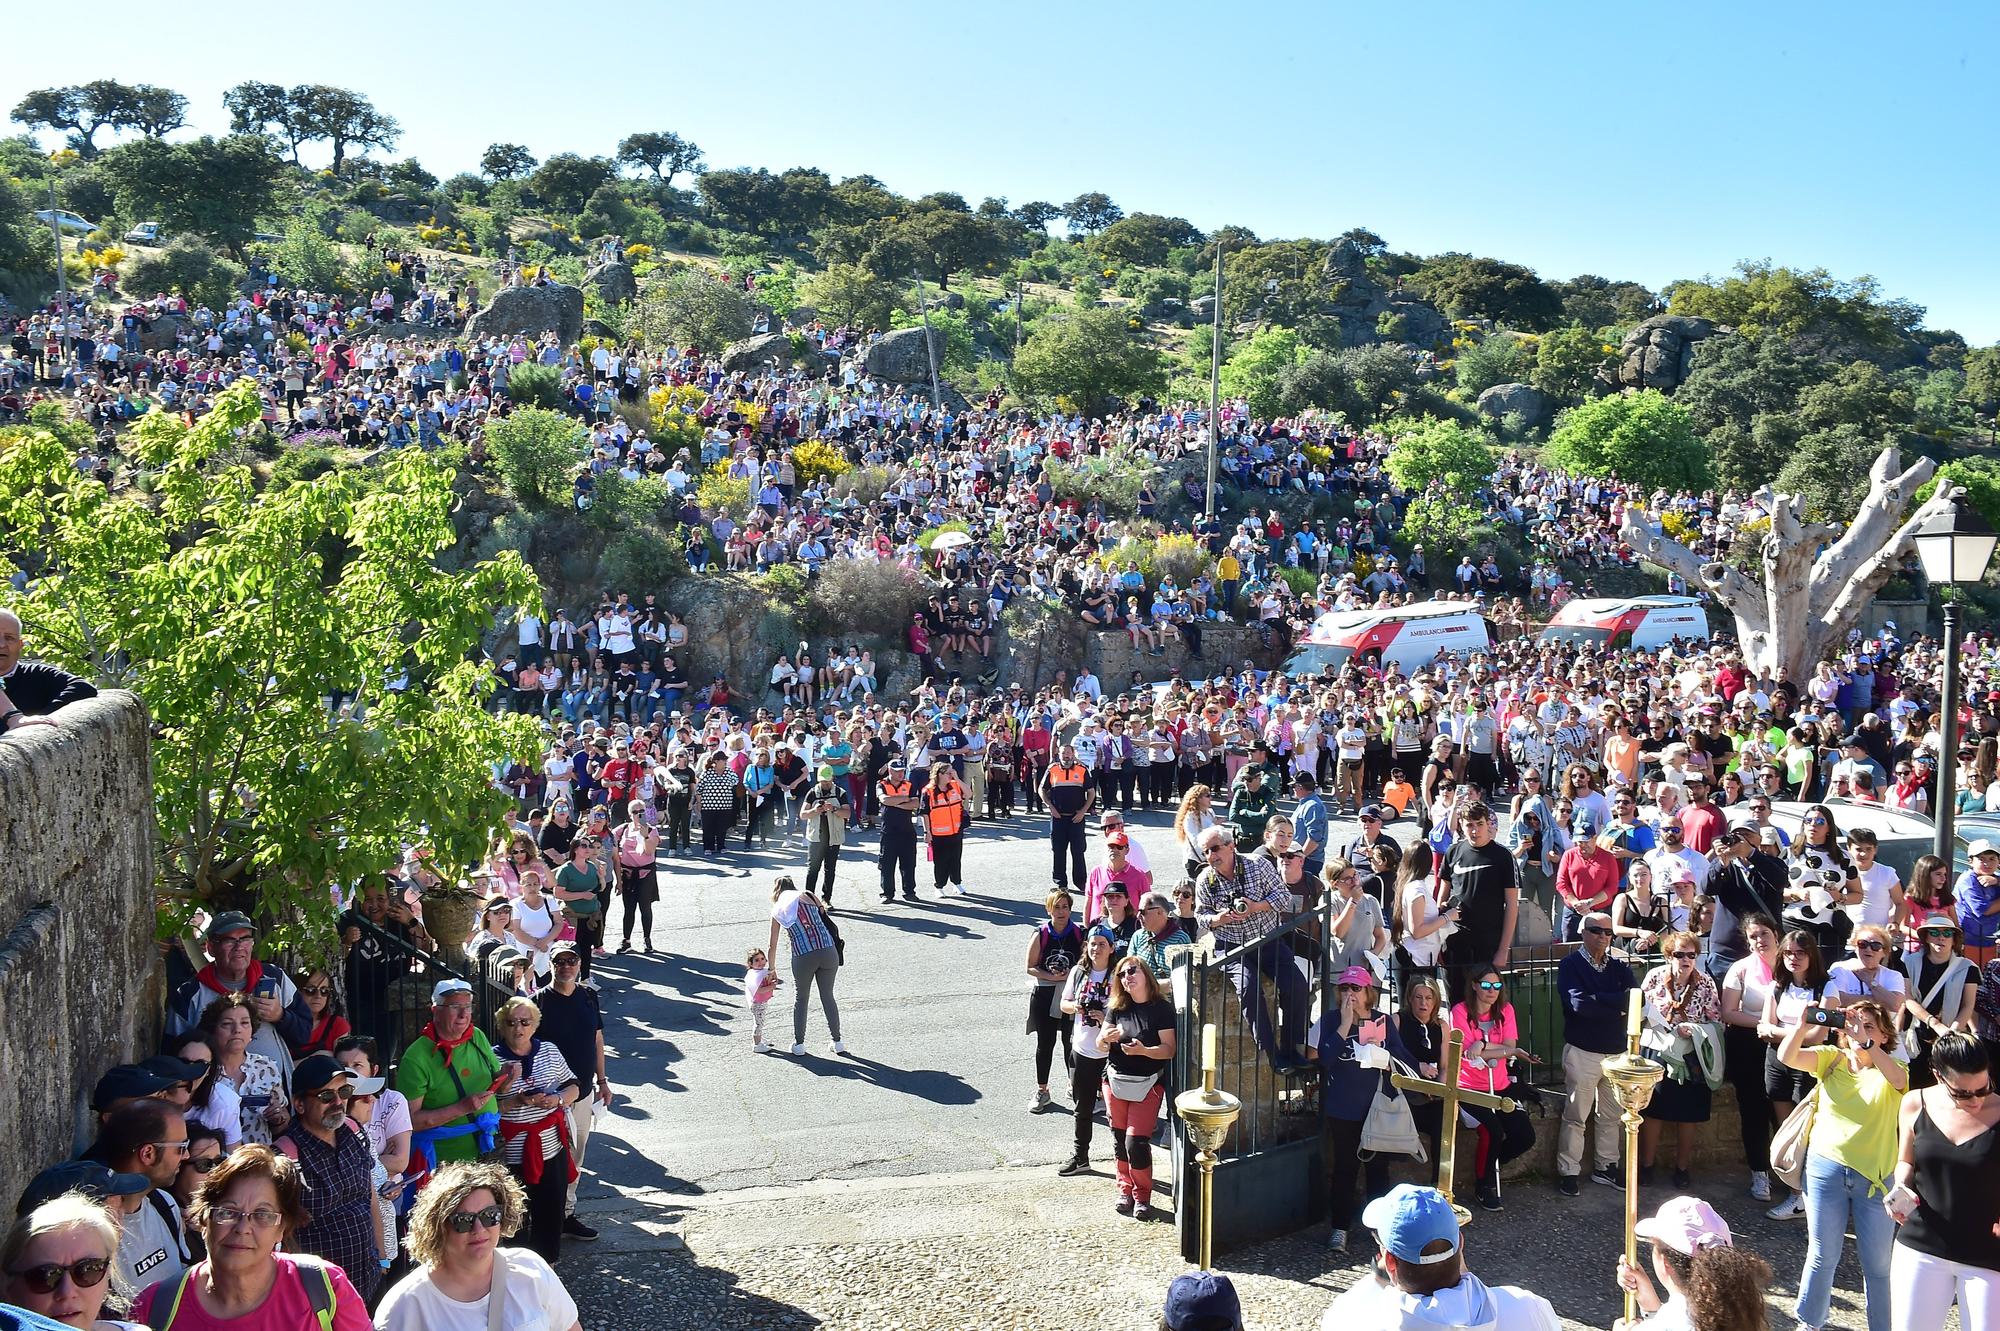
[773,889,836,955]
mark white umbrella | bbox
[929,530,974,552]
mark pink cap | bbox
[1335,965,1377,989]
[1635,1196,1732,1255]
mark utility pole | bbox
[909,273,941,412]
[47,177,72,369]
[1205,243,1224,519]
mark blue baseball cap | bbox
[17,1160,151,1216]
[1361,1183,1462,1263]
[1163,1271,1240,1331]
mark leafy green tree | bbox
[0,176,52,299]
[1793,359,1913,436]
[1273,352,1352,416]
[1094,213,1204,267]
[222,82,307,162]
[10,81,159,157]
[1529,325,1612,400]
[0,381,540,933]
[1219,327,1305,419]
[699,166,838,240]
[633,271,754,352]
[895,208,1005,289]
[1400,493,1486,553]
[1913,368,1969,434]
[801,262,898,330]
[1386,418,1496,493]
[1964,346,2000,445]
[484,406,585,510]
[529,153,614,214]
[122,236,245,309]
[1453,334,1530,397]
[1546,389,1712,491]
[615,130,703,184]
[1013,201,1062,232]
[291,85,399,175]
[480,143,536,180]
[1666,261,1911,352]
[1917,458,2000,529]
[99,135,282,256]
[1012,307,1163,415]
[1551,274,1658,330]
[272,204,345,292]
[1332,344,1417,421]
[1061,192,1123,237]
[1375,310,1409,342]
[382,158,437,199]
[1410,253,1563,330]
[1774,423,1878,519]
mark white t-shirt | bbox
[1320,1271,1558,1331]
[1722,955,1776,1023]
[1825,959,1907,1005]
[375,1248,579,1331]
[1399,875,1452,967]
[1848,863,1900,929]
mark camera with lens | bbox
[1804,1005,1847,1031]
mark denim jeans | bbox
[1798,1151,1894,1331]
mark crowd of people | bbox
[16,256,2000,1331]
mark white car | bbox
[33,209,97,235]
[124,222,163,244]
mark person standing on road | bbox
[801,767,852,905]
[922,760,969,898]
[1026,890,1084,1114]
[1058,933,1118,1177]
[875,758,921,903]
[1043,742,1094,892]
[1554,910,1637,1196]
[767,875,845,1057]
[1100,955,1177,1221]
[533,941,610,1244]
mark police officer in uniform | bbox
[877,758,922,903]
[922,760,969,897]
[1042,741,1095,892]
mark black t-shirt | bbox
[1441,838,1517,957]
[1107,996,1176,1075]
[1702,853,1787,963]
[533,984,604,1091]
[538,818,578,863]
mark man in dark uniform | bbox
[1041,741,1095,891]
[876,758,921,903]
[0,609,97,734]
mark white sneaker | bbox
[1749,1170,1773,1202]
[789,1043,807,1056]
[831,1040,848,1055]
[753,1042,773,1054]
[950,882,967,896]
[1766,1193,1805,1221]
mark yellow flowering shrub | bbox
[788,440,850,487]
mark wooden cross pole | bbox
[1390,1025,1516,1220]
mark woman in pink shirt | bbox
[1450,966,1540,1212]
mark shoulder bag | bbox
[1769,1086,1820,1192]
[1358,1057,1427,1162]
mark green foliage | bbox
[1375,310,1409,341]
[12,81,185,155]
[1774,423,1877,519]
[615,130,703,184]
[1043,445,1161,515]
[585,472,672,532]
[802,558,929,638]
[1917,459,2000,530]
[1277,567,1318,597]
[1219,327,1306,419]
[801,262,898,330]
[268,444,342,488]
[1530,325,1614,401]
[762,562,809,607]
[1385,418,1496,493]
[271,202,346,292]
[123,236,245,309]
[754,260,801,317]
[0,176,54,302]
[1400,493,1487,553]
[1551,275,1658,331]
[1098,531,1209,590]
[0,381,539,937]
[1966,347,2000,443]
[1913,368,1970,434]
[1011,307,1164,416]
[1409,254,1563,330]
[98,134,282,255]
[1546,390,1712,492]
[1330,344,1418,423]
[695,463,750,515]
[503,363,565,410]
[1061,192,1123,236]
[529,154,614,214]
[1094,213,1203,267]
[599,527,688,591]
[480,143,535,180]
[634,271,753,352]
[484,407,584,511]
[1453,334,1529,397]
[1666,260,1917,352]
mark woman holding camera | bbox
[1776,996,1907,1331]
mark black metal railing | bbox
[339,917,501,1074]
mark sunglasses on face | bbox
[448,1205,505,1233]
[183,1153,222,1174]
[5,1258,110,1294]
[1923,928,1957,939]
[300,985,330,996]
[1476,980,1504,991]
[1855,940,1885,952]
[1583,925,1613,937]
[1946,1081,1995,1102]
[1670,951,1700,960]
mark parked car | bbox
[33,209,96,235]
[1723,799,1934,878]
[124,222,163,244]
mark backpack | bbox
[147,1254,336,1331]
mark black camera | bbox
[1804,1005,1847,1031]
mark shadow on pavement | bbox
[571,1249,819,1329]
[787,1052,981,1105]
[583,1126,707,1198]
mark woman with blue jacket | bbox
[1307,963,1412,1257]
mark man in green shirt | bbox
[397,979,509,1169]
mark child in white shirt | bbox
[746,948,782,1053]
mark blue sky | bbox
[9,1,1999,342]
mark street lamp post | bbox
[1205,243,1223,520]
[1913,495,1999,862]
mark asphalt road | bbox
[574,801,1274,1201]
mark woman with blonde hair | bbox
[374,1162,580,1331]
[1173,784,1218,879]
[1,1192,135,1329]
[491,997,581,1263]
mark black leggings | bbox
[1072,1054,1106,1151]
[1324,1115,1393,1230]
[510,1146,569,1265]
[620,891,655,946]
[932,833,963,889]
[1725,1024,1775,1171]
[1464,1104,1536,1185]
[666,800,692,850]
[1033,1010,1072,1087]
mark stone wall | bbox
[0,692,161,1206]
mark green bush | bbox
[600,528,687,592]
[124,237,244,310]
[269,444,341,488]
[695,463,750,515]
[484,407,584,511]
[1044,447,1160,515]
[762,563,809,608]
[803,558,930,638]
[505,364,565,409]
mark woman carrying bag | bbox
[1638,930,1724,1190]
[1306,965,1413,1257]
[1098,956,1176,1221]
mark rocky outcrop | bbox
[861,326,944,384]
[1476,382,1554,428]
[466,283,584,346]
[582,261,637,306]
[137,313,186,352]
[720,333,792,372]
[1599,315,1721,394]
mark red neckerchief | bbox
[420,1020,477,1076]
[197,959,264,994]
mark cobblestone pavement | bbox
[554,806,1911,1329]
